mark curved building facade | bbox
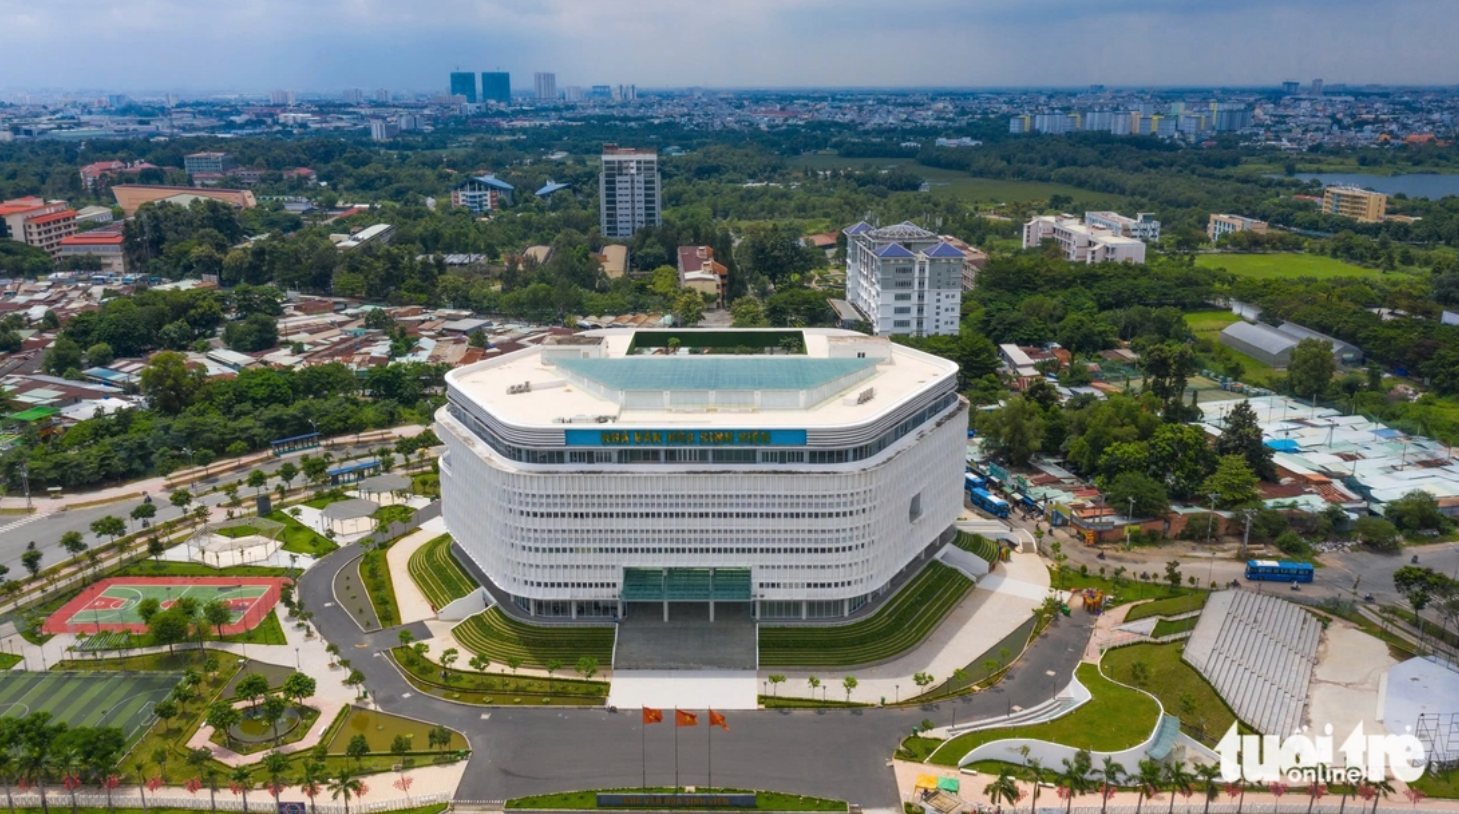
[436,329,968,620]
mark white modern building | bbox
[1022,215,1147,264]
[534,72,557,101]
[599,144,661,238]
[437,328,968,621]
[1084,211,1161,242]
[843,221,966,337]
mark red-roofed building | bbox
[79,160,163,191]
[0,197,76,258]
[676,245,728,306]
[59,228,126,274]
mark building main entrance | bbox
[614,567,757,670]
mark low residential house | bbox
[676,245,728,305]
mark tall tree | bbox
[977,396,1045,467]
[1212,401,1277,481]
[1201,455,1260,509]
[1287,338,1336,399]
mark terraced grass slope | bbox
[952,531,1000,565]
[407,534,479,608]
[453,607,616,668]
[759,562,972,668]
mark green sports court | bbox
[43,576,285,636]
[0,671,180,745]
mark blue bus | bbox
[964,473,988,493]
[968,487,1011,518]
[1244,559,1314,583]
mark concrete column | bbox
[801,601,807,620]
[571,602,577,620]
[709,600,715,623]
[842,598,848,617]
[663,600,669,622]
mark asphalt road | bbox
[298,545,1096,807]
[0,439,403,580]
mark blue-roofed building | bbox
[844,221,965,337]
[451,174,515,214]
[535,180,569,197]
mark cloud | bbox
[0,0,1451,91]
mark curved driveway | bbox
[299,546,1094,807]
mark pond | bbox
[228,705,302,745]
[1275,172,1459,199]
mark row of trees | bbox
[981,750,1403,814]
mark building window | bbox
[894,307,911,314]
[894,293,911,301]
[892,320,911,328]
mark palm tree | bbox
[1306,782,1328,814]
[202,765,220,814]
[20,746,56,814]
[230,766,253,814]
[0,740,18,814]
[1025,758,1047,814]
[60,747,83,814]
[1059,757,1092,814]
[299,762,326,814]
[1134,759,1163,814]
[1227,779,1247,814]
[985,768,1022,814]
[328,767,366,814]
[1095,757,1124,814]
[1164,762,1194,814]
[1194,764,1222,814]
[132,761,147,814]
[1365,779,1394,814]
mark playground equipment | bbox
[1079,587,1107,614]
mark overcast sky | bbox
[1,0,1453,92]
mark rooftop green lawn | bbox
[1152,616,1200,637]
[1123,592,1209,622]
[407,534,479,608]
[759,562,972,667]
[1194,253,1379,280]
[1101,642,1242,746]
[927,663,1159,765]
[265,509,338,556]
[453,607,616,669]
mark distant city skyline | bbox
[0,0,1455,91]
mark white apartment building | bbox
[599,144,661,238]
[1084,211,1161,241]
[534,72,557,101]
[1023,215,1146,264]
[437,328,967,620]
[843,221,966,337]
[1207,213,1268,242]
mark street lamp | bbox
[1124,497,1135,551]
[1205,493,1219,545]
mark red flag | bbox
[709,710,729,731]
[642,707,663,724]
[675,709,698,727]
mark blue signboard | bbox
[565,429,807,447]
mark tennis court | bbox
[43,576,285,636]
[0,671,180,746]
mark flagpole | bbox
[673,707,680,790]
[641,707,647,791]
[707,707,713,791]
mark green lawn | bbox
[218,608,287,645]
[453,607,616,669]
[389,647,608,706]
[759,562,972,668]
[927,663,1159,766]
[265,510,338,557]
[115,560,292,578]
[1194,253,1379,280]
[407,534,479,608]
[1183,310,1241,337]
[1151,616,1200,637]
[896,736,945,762]
[1412,766,1459,799]
[1052,568,1200,607]
[506,788,846,811]
[359,545,400,627]
[1123,593,1209,622]
[325,706,466,753]
[1101,642,1241,745]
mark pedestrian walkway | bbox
[387,526,442,625]
[765,550,1055,704]
[608,670,759,710]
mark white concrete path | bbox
[386,526,442,624]
[763,550,1055,705]
[608,670,759,710]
